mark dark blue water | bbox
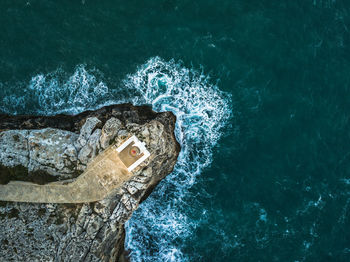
[1,1,350,261]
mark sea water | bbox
[1,58,232,261]
[1,1,350,261]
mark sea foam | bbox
[0,57,232,261]
[1,66,111,115]
[124,58,231,261]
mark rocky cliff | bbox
[0,104,180,261]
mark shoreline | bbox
[0,103,180,261]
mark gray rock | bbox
[100,117,122,149]
[117,129,129,139]
[27,128,79,177]
[0,130,29,167]
[0,105,180,262]
[75,117,101,150]
[0,128,79,178]
[78,128,101,165]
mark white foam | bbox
[1,57,232,261]
[1,65,111,115]
[123,57,231,261]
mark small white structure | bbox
[116,135,151,172]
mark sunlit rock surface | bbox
[0,104,180,261]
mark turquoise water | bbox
[1,1,350,261]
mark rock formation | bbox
[0,104,180,261]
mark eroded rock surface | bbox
[0,104,180,262]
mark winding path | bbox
[0,145,132,203]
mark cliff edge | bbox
[0,104,180,261]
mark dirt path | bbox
[0,145,132,203]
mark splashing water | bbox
[0,57,232,261]
[0,66,111,115]
[124,58,232,261]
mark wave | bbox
[123,58,232,261]
[0,66,112,115]
[0,57,232,261]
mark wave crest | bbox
[1,65,109,115]
[124,57,232,261]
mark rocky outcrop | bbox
[0,128,80,179]
[0,104,180,261]
[100,117,122,150]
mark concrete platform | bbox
[0,137,150,203]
